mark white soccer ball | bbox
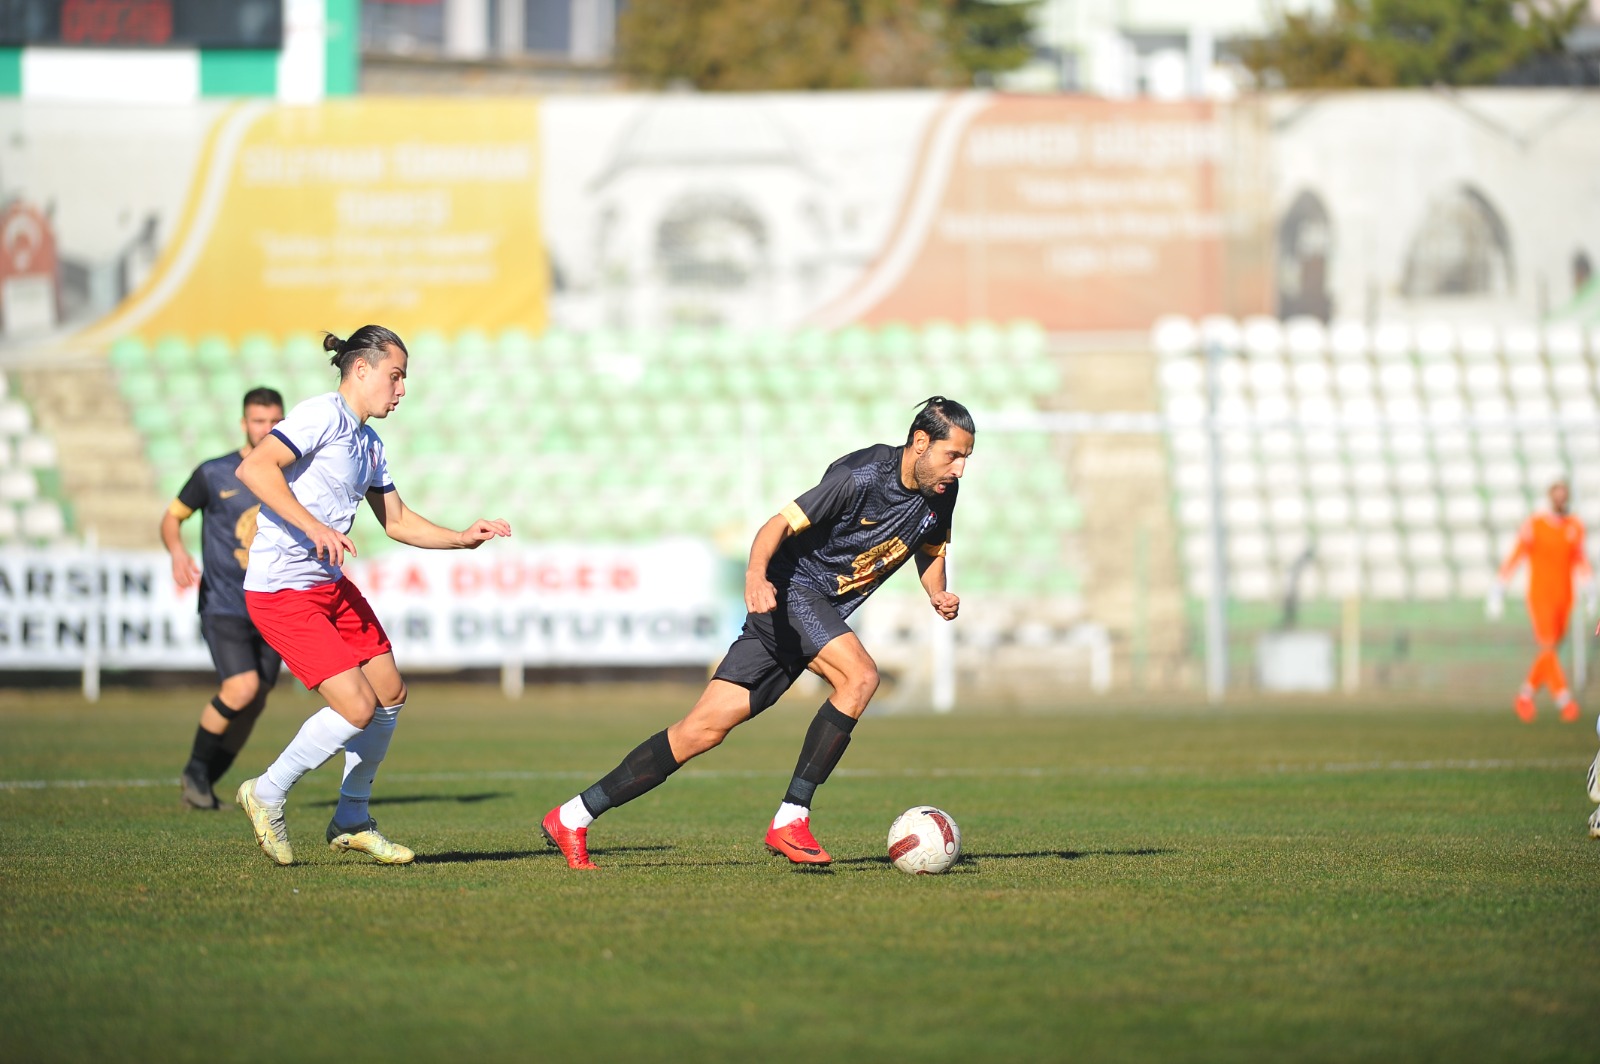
[887,806,962,875]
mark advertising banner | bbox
[1,97,546,346]
[0,542,726,672]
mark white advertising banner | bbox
[0,541,728,671]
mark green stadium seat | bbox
[195,334,235,372]
[1006,320,1047,360]
[965,321,1003,360]
[876,323,918,360]
[208,371,249,406]
[164,373,207,407]
[791,328,830,362]
[497,326,538,361]
[118,368,163,406]
[921,322,962,359]
[237,332,279,370]
[407,329,449,363]
[539,329,579,364]
[152,334,194,373]
[453,328,494,360]
[1020,360,1062,396]
[108,336,150,373]
[709,329,749,364]
[280,331,326,370]
[833,326,874,360]
[666,329,710,365]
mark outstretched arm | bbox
[365,487,511,549]
[916,550,959,620]
[237,435,357,566]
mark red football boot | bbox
[541,807,597,870]
[1514,693,1536,723]
[1559,699,1580,724]
[764,817,832,865]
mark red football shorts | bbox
[245,577,393,689]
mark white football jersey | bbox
[244,392,393,592]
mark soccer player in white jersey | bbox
[232,325,511,867]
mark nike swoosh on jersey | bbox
[859,518,879,526]
[219,489,241,499]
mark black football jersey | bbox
[769,443,957,617]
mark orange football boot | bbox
[1514,693,1536,723]
[541,807,597,870]
[764,817,832,865]
[1559,699,1580,724]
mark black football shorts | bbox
[712,583,852,715]
[200,612,284,689]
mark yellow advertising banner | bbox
[84,98,545,344]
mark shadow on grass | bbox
[413,843,675,865]
[831,847,1174,870]
[303,792,510,809]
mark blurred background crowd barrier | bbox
[3,13,1598,700]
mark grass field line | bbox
[0,756,1583,792]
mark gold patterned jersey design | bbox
[233,504,261,569]
[837,537,909,596]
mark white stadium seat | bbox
[20,499,64,541]
[1502,326,1541,361]
[1152,315,1198,356]
[1367,567,1410,600]
[1458,325,1499,361]
[1312,492,1350,528]
[1248,359,1288,393]
[0,400,30,438]
[1449,529,1493,568]
[1405,529,1447,563]
[1545,325,1586,362]
[1371,322,1411,361]
[0,469,36,503]
[1411,567,1454,600]
[1419,362,1461,395]
[1550,361,1592,395]
[1350,458,1392,489]
[1399,494,1441,526]
[1363,530,1403,561]
[1159,358,1203,392]
[1329,320,1370,360]
[1198,315,1242,352]
[1356,494,1397,527]
[15,434,57,470]
[1413,321,1455,361]
[1241,316,1285,357]
[1442,493,1486,527]
[1284,317,1329,359]
[0,503,17,541]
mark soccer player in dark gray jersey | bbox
[160,388,286,810]
[542,397,974,869]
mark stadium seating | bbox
[104,323,1079,598]
[0,371,74,547]
[1155,316,1599,604]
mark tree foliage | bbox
[617,0,1039,91]
[1243,0,1585,89]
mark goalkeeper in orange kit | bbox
[1488,478,1595,723]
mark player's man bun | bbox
[907,395,976,447]
[324,325,409,378]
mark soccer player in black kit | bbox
[542,397,975,869]
[160,388,287,810]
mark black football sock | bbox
[782,700,857,808]
[185,726,227,780]
[208,701,264,783]
[580,730,680,818]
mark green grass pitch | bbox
[3,682,1598,1062]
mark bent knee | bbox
[376,679,407,708]
[844,664,880,705]
[219,674,261,708]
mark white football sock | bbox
[772,801,809,829]
[334,702,403,829]
[255,708,362,805]
[559,795,593,830]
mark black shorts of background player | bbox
[541,396,976,869]
[159,388,286,809]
